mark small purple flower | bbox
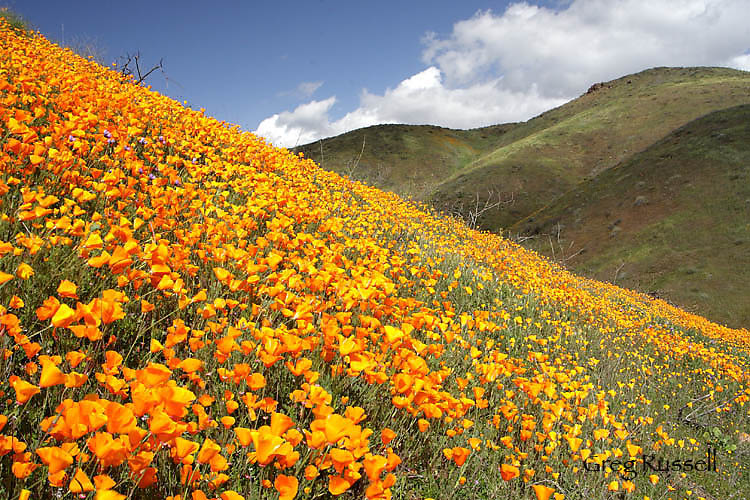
[138,137,147,145]
[124,145,131,151]
[103,129,111,138]
[138,168,143,174]
[192,157,197,164]
[174,178,181,185]
[68,135,75,142]
[149,173,156,180]
[107,138,115,144]
[158,135,165,143]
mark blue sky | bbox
[12,1,750,147]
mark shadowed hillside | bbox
[431,67,750,230]
[512,104,750,328]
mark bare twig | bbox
[346,136,367,178]
[345,135,366,177]
[449,189,514,229]
[562,246,585,263]
[118,51,166,85]
[613,262,625,284]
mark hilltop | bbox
[300,67,750,230]
[0,21,749,500]
[428,67,750,230]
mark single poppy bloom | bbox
[500,463,519,481]
[275,475,298,500]
[531,484,555,500]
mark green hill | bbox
[511,104,750,328]
[295,123,514,199]
[299,67,750,230]
[431,67,750,230]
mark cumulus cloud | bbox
[422,0,750,96]
[727,53,750,71]
[256,68,568,147]
[255,97,337,147]
[256,0,750,147]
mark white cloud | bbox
[255,97,337,147]
[298,81,323,97]
[256,68,566,147]
[256,0,750,148]
[422,0,750,96]
[277,80,324,99]
[727,53,750,71]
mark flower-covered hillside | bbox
[0,21,748,500]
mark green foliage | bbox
[704,426,737,453]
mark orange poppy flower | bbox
[274,475,298,500]
[36,446,73,474]
[251,428,285,465]
[500,463,520,481]
[95,490,126,500]
[57,280,79,298]
[328,475,353,496]
[36,296,61,321]
[304,464,319,480]
[381,428,396,446]
[196,438,221,464]
[13,459,38,479]
[93,474,116,490]
[65,351,87,367]
[247,372,266,390]
[136,362,172,387]
[69,468,95,493]
[363,453,388,481]
[12,379,40,404]
[177,358,203,373]
[51,303,76,328]
[16,263,34,280]
[220,492,245,500]
[82,232,103,250]
[39,361,66,387]
[270,412,295,436]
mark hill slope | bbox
[295,123,514,199]
[300,67,750,231]
[512,104,750,328]
[1,21,749,500]
[431,67,750,230]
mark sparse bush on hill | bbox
[0,18,748,500]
